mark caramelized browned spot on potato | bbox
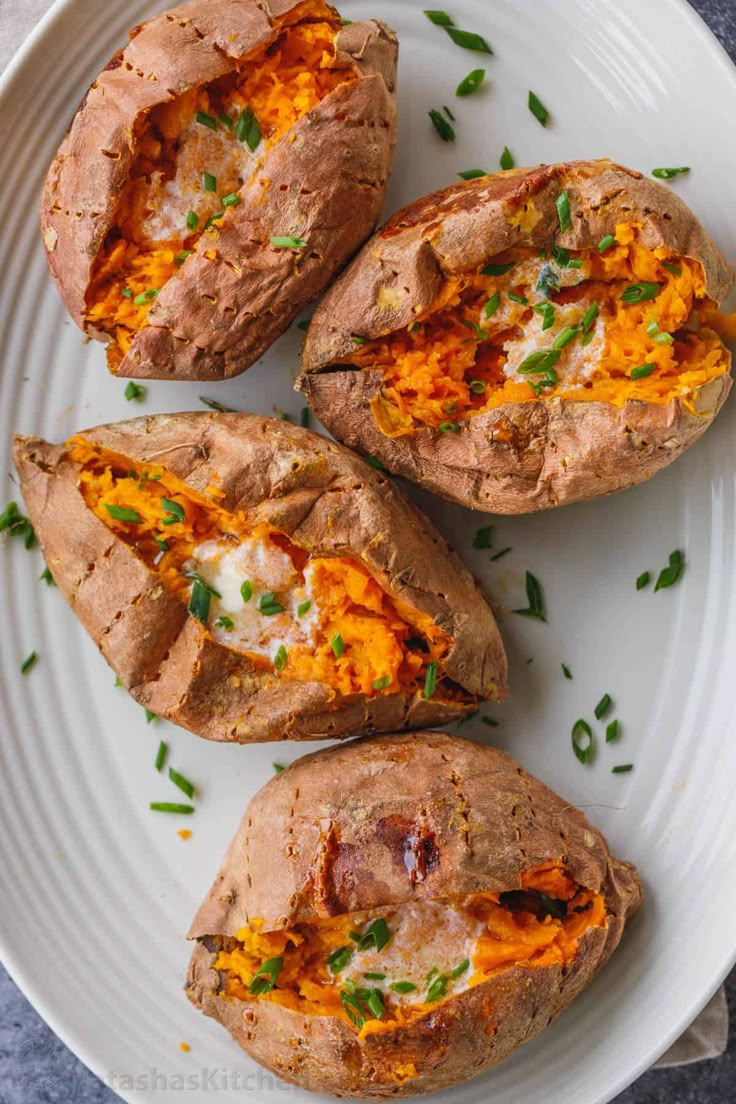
[345,223,734,435]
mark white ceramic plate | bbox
[1,1,735,1101]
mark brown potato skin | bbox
[12,415,507,743]
[299,159,734,514]
[186,731,642,1097]
[40,1,398,381]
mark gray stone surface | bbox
[1,1,735,1102]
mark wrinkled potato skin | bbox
[12,415,507,743]
[40,1,398,381]
[187,731,642,1097]
[299,159,734,514]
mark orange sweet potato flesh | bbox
[13,415,507,743]
[187,732,642,1097]
[40,0,398,381]
[300,160,735,514]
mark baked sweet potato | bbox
[187,731,642,1097]
[12,414,506,743]
[299,159,735,513]
[40,0,397,381]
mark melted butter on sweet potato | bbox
[345,222,734,435]
[85,0,354,368]
[67,437,455,700]
[214,862,605,1047]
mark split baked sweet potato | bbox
[187,731,642,1097]
[12,414,506,742]
[299,159,735,513]
[40,0,397,381]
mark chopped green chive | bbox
[200,396,235,413]
[473,525,494,549]
[189,579,212,624]
[631,363,655,380]
[518,348,562,376]
[145,709,157,724]
[297,319,310,332]
[481,716,498,727]
[439,421,461,432]
[367,989,385,1020]
[196,110,218,131]
[259,592,285,616]
[533,301,555,330]
[513,570,547,622]
[20,651,37,674]
[124,380,146,402]
[364,972,386,980]
[490,546,511,561]
[121,287,133,298]
[273,763,285,773]
[482,261,514,277]
[424,9,453,24]
[175,250,193,266]
[326,945,353,974]
[572,719,594,764]
[236,107,262,151]
[458,168,488,180]
[204,211,225,230]
[594,693,612,720]
[429,109,455,142]
[331,632,345,658]
[427,974,449,1002]
[551,244,572,267]
[270,235,308,249]
[218,111,233,129]
[460,319,489,340]
[184,572,221,598]
[104,504,142,523]
[568,258,583,269]
[297,599,312,617]
[159,498,185,525]
[221,192,240,207]
[390,981,418,994]
[40,566,55,586]
[556,189,571,233]
[500,146,514,170]
[214,615,234,630]
[186,209,199,231]
[598,234,616,252]
[528,90,549,126]
[155,741,168,772]
[274,644,288,671]
[552,325,579,350]
[606,719,620,743]
[536,263,560,297]
[636,571,651,590]
[646,319,674,345]
[612,764,634,774]
[652,167,690,180]
[203,172,217,192]
[355,918,391,952]
[483,292,501,318]
[469,379,487,394]
[443,104,456,121]
[169,767,195,799]
[373,675,391,691]
[445,27,492,52]
[620,281,661,304]
[366,456,386,471]
[424,660,438,699]
[562,663,572,680]
[300,406,310,428]
[133,288,158,306]
[508,290,528,305]
[662,261,682,276]
[654,549,685,591]
[581,301,599,333]
[451,958,470,979]
[238,580,253,603]
[456,68,485,96]
[150,802,194,814]
[248,956,283,995]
